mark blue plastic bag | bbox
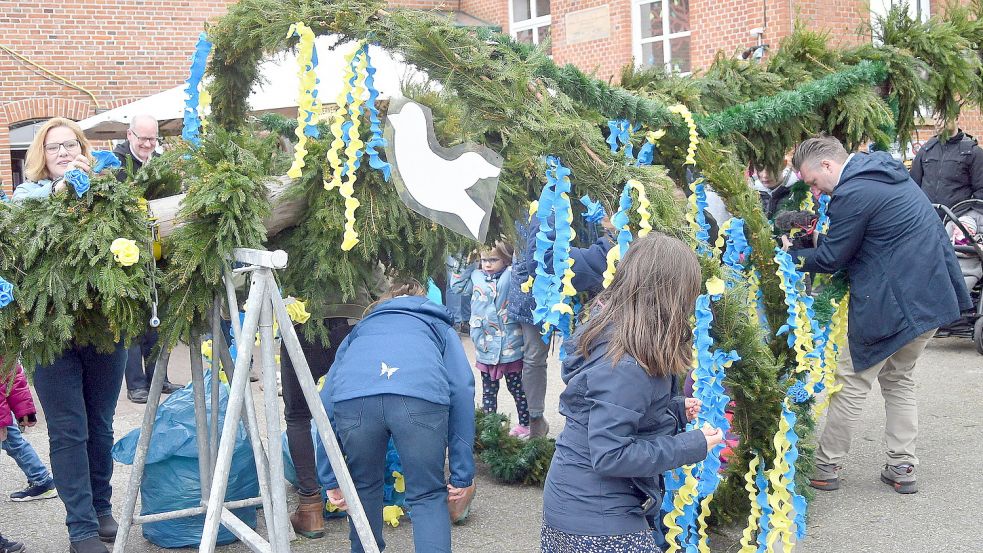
[113,371,259,548]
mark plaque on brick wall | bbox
[565,5,611,45]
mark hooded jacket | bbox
[910,130,983,212]
[315,296,476,488]
[1,363,37,429]
[508,216,613,326]
[449,264,523,365]
[542,329,708,536]
[791,152,972,370]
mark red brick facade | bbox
[2,0,980,193]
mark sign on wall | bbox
[565,5,611,45]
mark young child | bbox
[1,362,57,503]
[315,280,475,553]
[541,233,723,552]
[451,241,530,438]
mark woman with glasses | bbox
[12,117,127,553]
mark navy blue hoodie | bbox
[542,329,708,536]
[315,296,476,489]
[791,152,972,370]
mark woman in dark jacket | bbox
[541,233,722,552]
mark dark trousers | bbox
[334,394,452,553]
[124,327,164,391]
[33,342,127,542]
[281,318,353,496]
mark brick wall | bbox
[0,0,235,192]
[460,0,510,32]
[390,0,461,9]
[548,1,632,82]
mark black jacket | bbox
[112,141,155,182]
[910,130,983,211]
[791,152,972,370]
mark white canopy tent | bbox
[78,36,423,139]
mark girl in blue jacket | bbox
[541,233,723,552]
[450,241,530,438]
[315,280,475,553]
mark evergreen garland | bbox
[0,176,154,372]
[474,409,554,486]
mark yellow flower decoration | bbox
[383,505,404,527]
[392,471,405,493]
[705,276,726,297]
[201,339,213,362]
[286,298,312,324]
[110,238,140,267]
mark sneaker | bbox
[809,463,841,491]
[529,416,550,438]
[0,533,25,553]
[126,388,149,404]
[509,425,531,439]
[881,463,917,494]
[10,480,57,502]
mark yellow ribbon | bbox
[198,85,211,133]
[814,294,849,416]
[738,455,762,552]
[764,401,796,552]
[521,276,534,293]
[286,298,312,324]
[339,51,369,251]
[383,505,404,527]
[668,104,699,166]
[663,465,699,553]
[626,179,652,237]
[602,246,620,289]
[324,46,361,191]
[286,22,321,178]
[705,276,726,297]
[696,494,714,553]
[392,471,405,493]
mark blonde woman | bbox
[13,118,126,553]
[541,233,723,552]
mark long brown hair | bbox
[25,117,92,182]
[364,278,426,316]
[577,233,701,377]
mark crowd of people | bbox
[1,112,981,553]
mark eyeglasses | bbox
[43,139,82,155]
[480,257,501,264]
[129,131,159,145]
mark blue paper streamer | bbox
[614,183,634,257]
[91,150,122,173]
[754,456,774,552]
[182,32,212,147]
[816,193,831,234]
[339,48,366,179]
[0,275,14,308]
[65,168,90,197]
[691,179,712,257]
[361,45,392,181]
[579,195,606,224]
[721,218,752,274]
[774,248,806,347]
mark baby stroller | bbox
[935,199,983,354]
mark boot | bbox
[290,493,325,539]
[529,416,550,438]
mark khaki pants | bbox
[815,328,936,468]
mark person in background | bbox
[1,362,57,503]
[788,135,970,495]
[316,280,475,553]
[751,152,800,220]
[541,233,719,552]
[450,241,529,438]
[910,114,983,214]
[13,117,127,553]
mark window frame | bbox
[509,0,552,50]
[631,0,693,75]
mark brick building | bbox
[1,0,979,194]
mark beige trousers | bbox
[815,328,936,467]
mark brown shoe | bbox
[529,416,550,438]
[290,493,325,539]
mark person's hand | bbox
[65,154,91,175]
[684,398,701,421]
[600,215,616,234]
[780,235,793,252]
[326,488,348,511]
[701,422,724,452]
[17,416,36,429]
[447,484,470,501]
[0,426,7,442]
[53,178,68,193]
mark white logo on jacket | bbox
[380,362,399,379]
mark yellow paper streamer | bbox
[324,46,362,190]
[705,276,726,297]
[383,505,404,527]
[738,455,762,552]
[286,22,321,178]
[286,298,312,324]
[668,104,699,166]
[602,246,620,289]
[663,465,699,553]
[198,85,211,133]
[626,179,652,237]
[696,494,715,553]
[764,401,796,552]
[521,276,534,293]
[393,471,405,493]
[814,294,849,416]
[339,51,369,251]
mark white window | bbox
[871,0,930,26]
[632,0,692,74]
[510,0,552,55]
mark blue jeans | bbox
[33,342,127,543]
[124,327,163,391]
[334,394,451,553]
[1,424,53,486]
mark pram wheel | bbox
[974,317,983,355]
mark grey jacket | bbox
[11,179,56,202]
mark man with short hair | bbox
[114,114,180,404]
[910,115,983,213]
[789,135,970,494]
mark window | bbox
[632,0,691,74]
[510,0,551,55]
[871,0,930,26]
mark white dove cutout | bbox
[380,362,399,379]
[385,100,503,241]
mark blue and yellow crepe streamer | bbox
[182,33,212,147]
[286,22,322,178]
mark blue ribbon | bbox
[606,119,638,159]
[721,218,752,274]
[614,183,634,257]
[779,403,808,540]
[774,248,806,347]
[362,45,392,181]
[65,168,90,197]
[532,157,576,336]
[816,193,831,234]
[92,150,122,173]
[0,275,14,308]
[691,179,712,256]
[182,32,212,147]
[754,454,773,552]
[579,195,606,224]
[302,41,321,138]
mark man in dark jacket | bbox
[114,114,178,403]
[508,214,614,438]
[789,136,971,494]
[910,117,983,213]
